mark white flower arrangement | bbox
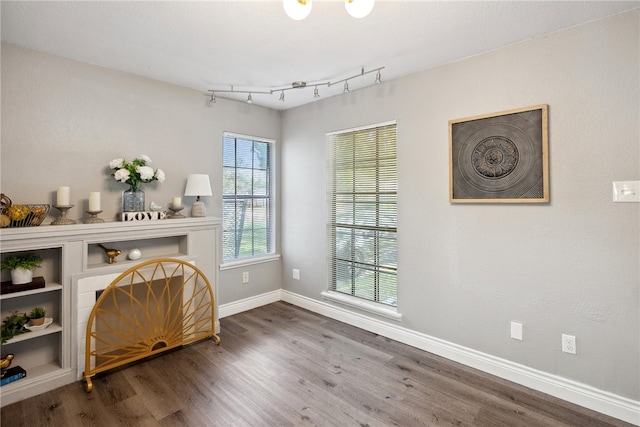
[109,155,165,190]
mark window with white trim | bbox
[222,133,274,261]
[328,122,398,307]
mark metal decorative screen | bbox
[83,258,219,392]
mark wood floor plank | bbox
[120,360,184,421]
[1,301,635,426]
[44,382,124,426]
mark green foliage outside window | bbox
[222,135,272,261]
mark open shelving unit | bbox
[0,245,69,404]
[0,217,220,407]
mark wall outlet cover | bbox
[510,321,523,340]
[562,334,577,354]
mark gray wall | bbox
[280,11,639,400]
[1,9,638,403]
[0,43,283,306]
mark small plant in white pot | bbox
[28,307,46,326]
[1,253,42,285]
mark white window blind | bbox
[222,133,273,261]
[328,122,398,307]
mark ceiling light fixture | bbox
[345,0,375,18]
[283,0,374,20]
[283,0,312,20]
[207,66,384,106]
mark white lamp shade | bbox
[184,174,212,197]
[345,0,375,18]
[283,0,312,20]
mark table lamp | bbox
[184,174,212,217]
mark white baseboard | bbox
[219,289,640,425]
[218,289,282,319]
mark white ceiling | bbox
[2,1,638,110]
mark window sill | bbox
[321,291,402,321]
[219,254,281,271]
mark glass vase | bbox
[122,186,145,212]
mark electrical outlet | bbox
[242,271,249,284]
[510,321,523,340]
[562,334,576,354]
[293,269,300,280]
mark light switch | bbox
[613,181,640,203]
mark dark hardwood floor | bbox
[1,301,635,426]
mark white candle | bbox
[89,192,101,211]
[172,197,182,208]
[57,186,70,206]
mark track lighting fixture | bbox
[207,66,384,106]
[283,0,374,20]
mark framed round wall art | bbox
[449,104,549,203]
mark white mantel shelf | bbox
[1,216,221,245]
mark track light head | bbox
[247,93,253,104]
[314,86,320,98]
[343,81,350,93]
[375,70,382,84]
[279,91,285,102]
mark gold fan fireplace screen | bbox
[83,258,220,392]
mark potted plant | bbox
[109,155,165,212]
[1,253,42,285]
[28,307,46,326]
[0,311,28,344]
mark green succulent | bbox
[1,253,43,271]
[29,306,45,319]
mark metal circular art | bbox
[457,123,536,194]
[451,106,547,202]
[472,136,519,179]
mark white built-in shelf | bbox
[3,322,62,345]
[0,283,63,301]
[86,253,188,271]
[0,362,65,393]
